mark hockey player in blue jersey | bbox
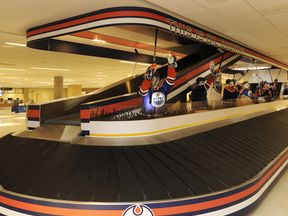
[139,53,177,114]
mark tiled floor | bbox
[0,107,26,137]
[247,171,288,216]
[0,108,287,215]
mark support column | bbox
[67,85,82,97]
[54,76,63,99]
[23,88,29,104]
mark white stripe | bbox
[166,79,174,86]
[0,207,33,216]
[81,122,90,131]
[27,120,40,128]
[27,18,166,42]
[167,76,176,80]
[195,158,288,216]
[140,88,149,93]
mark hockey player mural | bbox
[138,52,177,114]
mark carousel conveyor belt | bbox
[0,109,287,202]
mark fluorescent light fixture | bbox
[5,42,26,47]
[233,66,271,70]
[120,60,150,66]
[0,68,26,71]
[31,67,70,71]
[92,39,106,44]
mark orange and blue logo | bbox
[122,204,154,216]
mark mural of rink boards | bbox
[26,7,288,70]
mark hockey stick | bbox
[131,49,139,78]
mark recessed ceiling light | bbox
[5,42,26,47]
[31,67,70,71]
[0,68,26,71]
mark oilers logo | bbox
[122,204,154,216]
[151,91,166,108]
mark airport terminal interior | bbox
[0,0,287,216]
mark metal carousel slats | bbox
[0,109,288,202]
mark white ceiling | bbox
[145,0,288,63]
[0,0,288,88]
[0,0,149,88]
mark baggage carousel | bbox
[0,107,287,216]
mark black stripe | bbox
[28,38,167,65]
[27,117,40,121]
[80,119,90,123]
[81,130,90,136]
[28,105,40,110]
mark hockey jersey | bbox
[139,67,176,113]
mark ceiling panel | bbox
[0,0,152,88]
[145,0,288,65]
[1,0,288,89]
[246,0,288,16]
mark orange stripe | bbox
[27,11,166,37]
[72,31,186,58]
[0,152,286,215]
[0,196,122,216]
[27,109,40,118]
[80,109,90,119]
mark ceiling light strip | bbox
[31,67,70,71]
[5,42,26,47]
[0,68,26,71]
